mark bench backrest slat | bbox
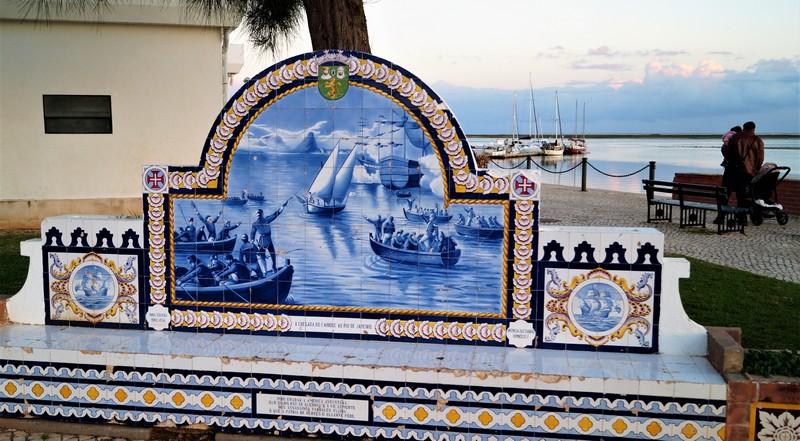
[642,179,728,207]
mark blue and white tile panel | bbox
[0,325,726,440]
[39,216,145,327]
[537,226,665,352]
[0,359,725,440]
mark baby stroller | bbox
[748,163,791,226]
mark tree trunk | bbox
[302,0,370,53]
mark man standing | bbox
[382,216,396,241]
[364,214,384,241]
[238,234,262,279]
[723,121,764,223]
[184,218,197,242]
[250,199,290,273]
[193,202,223,241]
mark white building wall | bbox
[0,20,227,201]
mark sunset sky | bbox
[232,0,800,134]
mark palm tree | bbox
[19,0,371,54]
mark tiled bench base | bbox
[0,325,726,440]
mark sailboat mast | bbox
[532,90,540,141]
[528,74,533,139]
[555,91,564,144]
[582,102,586,139]
[574,99,578,139]
[512,92,519,143]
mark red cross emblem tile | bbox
[143,166,167,193]
[510,171,540,200]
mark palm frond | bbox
[180,0,248,24]
[15,0,112,21]
[241,0,305,54]
[181,0,305,54]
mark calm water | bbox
[474,136,799,194]
[174,147,505,315]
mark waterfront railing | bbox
[487,156,656,192]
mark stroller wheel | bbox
[750,210,763,226]
[776,211,789,225]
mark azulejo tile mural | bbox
[134,50,662,351]
[7,50,732,440]
[0,330,728,441]
[30,50,669,353]
[541,267,656,349]
[139,50,542,346]
[41,216,144,328]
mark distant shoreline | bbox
[467,134,800,139]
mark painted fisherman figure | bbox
[192,201,223,241]
[176,255,214,287]
[250,199,290,274]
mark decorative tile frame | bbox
[142,50,545,347]
[536,226,664,353]
[41,216,145,328]
[0,358,726,440]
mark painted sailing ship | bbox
[377,112,425,190]
[578,290,615,319]
[297,142,358,214]
[379,156,422,190]
[354,118,380,175]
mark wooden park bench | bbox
[642,179,749,234]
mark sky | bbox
[231,0,800,135]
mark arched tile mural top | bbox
[143,51,539,345]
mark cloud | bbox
[570,61,632,72]
[589,47,689,58]
[535,46,567,60]
[636,49,689,57]
[432,57,800,134]
[645,59,726,79]
[695,59,726,78]
[645,61,694,78]
[587,46,616,57]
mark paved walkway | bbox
[540,184,800,284]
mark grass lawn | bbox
[672,254,800,351]
[0,230,38,297]
[1,231,798,351]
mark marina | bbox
[476,135,799,193]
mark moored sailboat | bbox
[566,101,588,155]
[541,92,566,156]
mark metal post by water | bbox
[649,161,656,181]
[581,157,588,191]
